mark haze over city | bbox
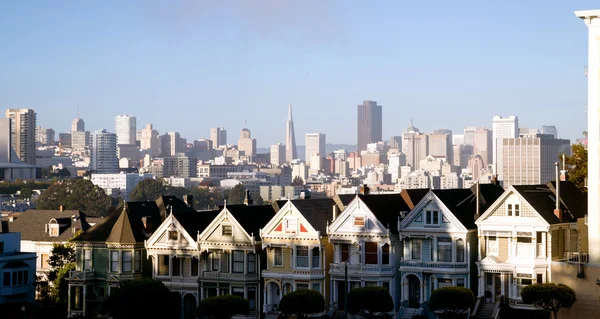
[0,1,595,146]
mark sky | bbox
[0,1,596,147]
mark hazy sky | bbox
[0,1,595,147]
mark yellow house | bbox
[260,199,336,314]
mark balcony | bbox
[199,271,259,281]
[562,252,589,264]
[68,270,96,282]
[155,276,199,284]
[329,263,394,276]
[399,260,468,270]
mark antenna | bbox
[244,120,248,128]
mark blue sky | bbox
[0,1,595,147]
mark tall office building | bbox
[540,125,558,138]
[305,133,326,163]
[492,115,519,177]
[285,103,297,162]
[428,133,452,163]
[5,109,36,165]
[210,127,227,148]
[238,128,257,160]
[402,121,427,169]
[388,136,402,149]
[500,134,570,187]
[357,100,383,152]
[463,127,477,146]
[115,115,136,145]
[473,127,492,166]
[71,131,90,150]
[90,129,118,173]
[270,143,286,166]
[140,124,160,157]
[160,132,185,157]
[72,117,84,133]
[35,126,55,145]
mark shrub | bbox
[428,286,475,319]
[279,289,325,319]
[347,286,394,319]
[197,294,249,319]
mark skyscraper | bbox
[90,129,118,173]
[357,100,383,152]
[540,125,558,138]
[270,143,285,166]
[5,109,36,165]
[285,103,297,162]
[141,124,160,157]
[473,127,493,166]
[115,115,136,145]
[72,117,84,133]
[427,133,452,163]
[210,127,227,148]
[492,115,519,177]
[238,128,257,161]
[305,133,326,163]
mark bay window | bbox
[365,242,378,265]
[232,250,244,273]
[110,251,119,272]
[122,251,132,272]
[340,244,349,262]
[437,237,452,262]
[382,244,390,265]
[311,247,320,268]
[273,247,283,266]
[296,246,309,268]
[411,240,421,260]
[247,253,256,273]
[456,239,465,262]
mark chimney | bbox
[244,190,253,206]
[554,162,563,222]
[360,184,370,195]
[332,205,338,221]
[560,153,568,181]
[183,195,194,208]
[59,205,64,212]
[7,216,14,223]
[141,216,153,233]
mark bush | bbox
[100,279,178,319]
[347,286,394,319]
[521,283,576,319]
[279,289,325,319]
[197,294,249,319]
[428,286,475,318]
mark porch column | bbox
[432,236,437,261]
[67,285,72,314]
[244,252,248,275]
[541,232,547,258]
[420,276,425,304]
[263,288,267,313]
[500,273,505,296]
[169,256,173,277]
[531,233,536,258]
[82,285,87,316]
[479,271,485,297]
[200,283,204,300]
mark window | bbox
[211,252,220,271]
[0,242,3,253]
[188,257,198,276]
[3,272,10,286]
[248,287,256,310]
[122,251,132,272]
[110,251,119,272]
[365,242,378,265]
[411,240,421,260]
[41,253,49,269]
[168,231,178,241]
[84,250,92,270]
[438,238,452,262]
[296,283,309,290]
[507,204,520,217]
[438,278,452,288]
[382,244,390,264]
[232,287,244,298]
[340,244,349,262]
[285,218,298,234]
[134,250,141,272]
[232,250,244,273]
[457,278,465,287]
[3,270,29,286]
[488,237,498,256]
[364,281,378,287]
[247,253,256,273]
[536,273,543,283]
[517,237,532,258]
[425,211,439,226]
[296,246,309,268]
[517,277,533,296]
[514,204,520,217]
[273,247,283,266]
[354,216,365,227]
[222,225,232,236]
[312,283,321,292]
[311,247,320,268]
[456,239,465,263]
[173,257,181,276]
[49,224,59,237]
[507,204,513,216]
[158,255,169,275]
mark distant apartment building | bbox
[160,132,186,157]
[463,126,476,146]
[357,100,383,152]
[59,133,71,147]
[71,131,90,151]
[492,115,519,176]
[163,156,197,178]
[388,136,402,149]
[90,172,153,199]
[260,185,304,201]
[396,170,440,190]
[35,126,55,145]
[290,160,309,182]
[115,115,136,145]
[238,128,257,161]
[419,155,443,174]
[72,116,85,133]
[305,133,326,164]
[388,152,407,181]
[439,173,463,189]
[5,108,36,165]
[210,127,227,148]
[197,163,256,179]
[403,132,428,170]
[270,143,285,166]
[140,124,159,157]
[473,127,492,166]
[500,134,570,187]
[164,176,191,188]
[90,129,118,173]
[428,133,452,162]
[468,154,485,181]
[117,144,141,167]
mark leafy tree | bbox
[19,186,33,199]
[197,294,250,319]
[292,176,304,186]
[521,283,576,319]
[101,279,178,319]
[47,243,76,273]
[564,139,587,191]
[128,178,164,201]
[429,286,475,319]
[51,262,75,304]
[225,184,246,205]
[278,289,324,319]
[347,287,393,319]
[36,179,112,216]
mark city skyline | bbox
[0,2,593,146]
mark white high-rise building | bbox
[492,115,518,178]
[115,115,136,145]
[210,127,227,148]
[238,128,256,161]
[5,109,36,165]
[140,124,159,157]
[90,172,153,199]
[270,143,285,166]
[72,117,84,133]
[90,129,118,173]
[463,127,477,146]
[305,133,326,164]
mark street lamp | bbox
[344,248,361,319]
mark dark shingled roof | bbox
[217,205,277,238]
[433,183,505,229]
[513,181,586,224]
[173,210,220,238]
[74,200,162,243]
[5,210,90,242]
[335,190,429,233]
[272,198,338,233]
[155,196,196,219]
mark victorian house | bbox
[330,189,428,312]
[398,184,503,314]
[475,181,586,310]
[260,198,335,313]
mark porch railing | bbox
[399,260,468,269]
[563,252,589,264]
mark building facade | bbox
[357,100,383,152]
[90,173,153,199]
[5,108,36,165]
[492,115,519,177]
[90,130,118,173]
[0,232,36,305]
[140,124,159,157]
[270,143,285,166]
[115,115,136,145]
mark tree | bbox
[347,287,393,319]
[36,179,112,216]
[19,186,33,200]
[521,283,576,319]
[292,176,304,186]
[47,243,75,272]
[51,262,75,304]
[101,279,178,319]
[128,178,164,201]
[197,294,250,319]
[278,289,325,319]
[46,243,76,304]
[429,286,475,319]
[225,184,246,205]
[564,141,587,192]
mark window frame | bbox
[340,244,350,262]
[221,224,233,236]
[296,246,309,268]
[437,237,452,262]
[382,243,390,265]
[456,239,465,263]
[210,252,220,271]
[232,250,245,273]
[285,217,298,235]
[273,247,283,267]
[168,230,179,241]
[84,249,92,271]
[364,242,378,265]
[425,211,440,226]
[110,250,119,272]
[411,240,421,260]
[134,250,141,272]
[353,216,366,228]
[247,253,256,273]
[488,236,498,256]
[122,251,132,272]
[311,247,320,268]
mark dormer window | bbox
[222,225,233,236]
[507,204,520,217]
[425,211,440,226]
[353,216,366,228]
[168,230,178,241]
[285,217,298,235]
[48,219,59,237]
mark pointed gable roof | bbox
[432,183,504,229]
[512,181,586,224]
[216,204,276,237]
[106,206,137,244]
[172,210,221,238]
[272,198,336,233]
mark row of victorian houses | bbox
[0,181,588,319]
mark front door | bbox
[408,275,420,308]
[494,276,502,301]
[337,281,346,310]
